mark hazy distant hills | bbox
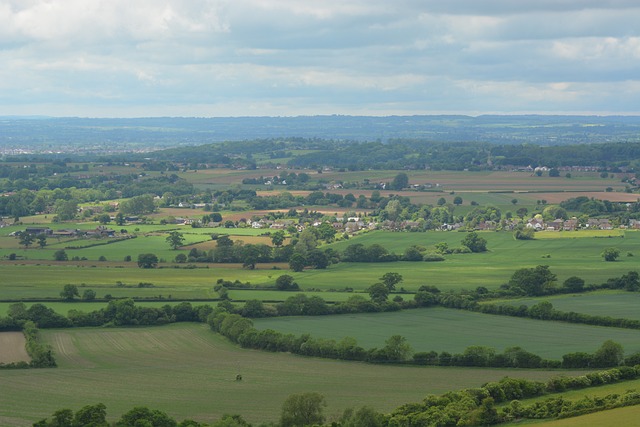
[1,115,640,153]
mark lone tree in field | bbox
[53,249,68,261]
[602,247,620,262]
[137,253,159,269]
[19,232,35,249]
[280,392,327,427]
[60,284,80,301]
[165,231,185,250]
[509,265,557,296]
[461,231,487,253]
[390,172,409,190]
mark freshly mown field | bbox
[0,332,29,364]
[253,307,640,358]
[492,291,640,320]
[0,323,585,426]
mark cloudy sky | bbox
[1,0,639,117]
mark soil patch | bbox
[0,332,30,364]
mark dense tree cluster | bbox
[0,172,193,218]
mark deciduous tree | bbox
[509,265,556,296]
[280,392,326,427]
[137,253,159,269]
[390,173,409,190]
[60,284,79,301]
[166,231,185,250]
[461,231,487,252]
[602,247,620,262]
[379,272,403,291]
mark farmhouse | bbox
[526,218,544,230]
[563,218,579,231]
[25,227,53,235]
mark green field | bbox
[0,225,271,262]
[505,378,640,408]
[0,226,640,298]
[0,263,284,299]
[253,307,640,358]
[503,405,640,427]
[0,323,584,426]
[0,301,208,317]
[492,291,640,320]
[2,229,639,300]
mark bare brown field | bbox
[183,235,281,250]
[0,332,29,364]
[150,207,206,218]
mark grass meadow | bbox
[503,406,640,427]
[0,323,585,426]
[253,307,640,358]
[491,291,640,320]
[2,229,639,300]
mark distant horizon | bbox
[3,112,640,120]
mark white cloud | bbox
[0,0,639,116]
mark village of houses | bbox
[7,211,640,246]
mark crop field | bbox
[176,167,633,211]
[186,168,627,192]
[0,323,584,426]
[492,291,640,320]
[0,332,29,364]
[253,307,640,358]
[533,229,625,239]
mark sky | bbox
[1,0,639,117]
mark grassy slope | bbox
[502,405,640,426]
[253,307,640,358]
[0,323,585,426]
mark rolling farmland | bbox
[0,323,585,425]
